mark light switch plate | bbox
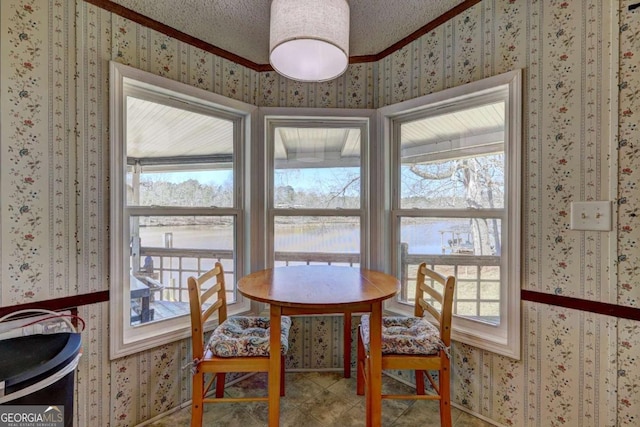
[570,201,612,231]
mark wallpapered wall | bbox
[1,0,639,426]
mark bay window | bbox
[110,63,520,359]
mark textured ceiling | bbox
[110,0,467,64]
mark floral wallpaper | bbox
[617,0,640,424]
[1,0,639,426]
[1,0,47,303]
[258,63,374,109]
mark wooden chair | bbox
[187,262,291,427]
[356,263,456,427]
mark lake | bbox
[138,219,466,255]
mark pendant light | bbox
[269,0,350,82]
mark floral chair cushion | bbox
[207,316,292,358]
[360,315,444,356]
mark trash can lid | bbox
[0,333,81,390]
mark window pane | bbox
[273,216,360,266]
[400,103,505,210]
[273,127,361,209]
[454,268,501,324]
[126,96,234,207]
[398,218,501,325]
[127,168,234,208]
[400,217,501,256]
[400,262,501,326]
[129,215,235,325]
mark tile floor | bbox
[150,371,494,427]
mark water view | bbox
[137,220,464,255]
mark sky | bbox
[142,167,360,192]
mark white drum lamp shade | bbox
[269,0,350,82]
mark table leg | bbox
[343,311,351,378]
[269,304,282,427]
[369,303,383,427]
[364,355,371,427]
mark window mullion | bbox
[392,208,505,219]
[127,206,241,216]
[272,208,362,217]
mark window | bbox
[262,111,375,269]
[382,70,522,359]
[109,62,255,358]
[109,64,520,359]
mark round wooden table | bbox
[238,265,400,427]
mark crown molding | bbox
[85,0,481,72]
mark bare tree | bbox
[406,154,503,255]
[323,173,360,208]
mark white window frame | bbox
[257,108,377,270]
[380,70,522,359]
[109,62,256,359]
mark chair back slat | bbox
[202,282,222,301]
[202,299,224,324]
[198,266,224,286]
[418,281,443,304]
[188,262,227,360]
[414,262,456,346]
[418,299,441,321]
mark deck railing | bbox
[138,247,234,304]
[137,248,361,300]
[399,243,501,322]
[274,251,360,266]
[135,245,500,323]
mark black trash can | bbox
[0,333,81,427]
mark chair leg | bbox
[440,364,452,427]
[191,371,204,427]
[215,373,225,398]
[415,370,425,395]
[356,326,365,396]
[280,355,286,397]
